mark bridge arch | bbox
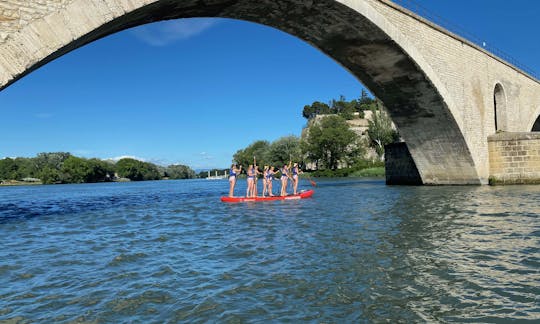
[530,106,540,132]
[0,0,482,184]
[493,83,507,132]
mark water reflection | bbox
[379,185,540,322]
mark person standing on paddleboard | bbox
[246,164,255,197]
[252,157,262,197]
[280,163,292,196]
[292,162,303,195]
[262,166,269,197]
[228,164,242,197]
[267,166,277,196]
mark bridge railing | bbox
[391,0,539,80]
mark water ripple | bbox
[0,179,538,322]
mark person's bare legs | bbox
[229,178,236,197]
[247,178,253,197]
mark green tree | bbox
[166,164,196,179]
[60,157,114,183]
[302,101,332,119]
[15,157,37,179]
[266,135,301,167]
[303,94,377,120]
[232,140,270,168]
[358,89,372,105]
[330,95,357,120]
[61,156,90,183]
[86,159,115,182]
[0,158,18,180]
[330,95,349,114]
[39,166,61,184]
[367,103,400,160]
[301,115,363,170]
[116,158,161,181]
[357,89,377,113]
[35,152,72,171]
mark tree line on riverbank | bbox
[0,153,195,184]
[232,92,398,177]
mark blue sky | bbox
[0,1,538,169]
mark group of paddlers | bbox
[228,161,302,197]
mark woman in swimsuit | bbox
[228,164,242,197]
[291,162,302,195]
[246,164,255,197]
[280,163,291,196]
[266,166,277,196]
[261,166,268,197]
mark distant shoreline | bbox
[1,167,386,187]
[0,178,193,187]
[0,180,43,186]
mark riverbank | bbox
[0,180,42,186]
[0,167,387,187]
[309,166,385,178]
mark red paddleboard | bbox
[221,189,314,202]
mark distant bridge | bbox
[1,0,539,184]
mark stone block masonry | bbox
[0,0,74,41]
[384,142,422,185]
[488,132,540,184]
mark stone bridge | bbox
[1,0,540,184]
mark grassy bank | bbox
[309,165,385,178]
[348,167,385,177]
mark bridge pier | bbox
[384,142,422,185]
[386,133,540,185]
[488,132,540,185]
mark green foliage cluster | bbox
[0,157,34,181]
[232,91,397,177]
[310,155,384,177]
[0,152,118,184]
[302,90,376,120]
[165,164,197,180]
[60,156,116,184]
[232,136,302,169]
[302,91,399,161]
[367,103,400,159]
[115,158,161,181]
[302,115,364,170]
[348,167,385,177]
[0,153,196,184]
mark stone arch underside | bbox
[0,0,481,184]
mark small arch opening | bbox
[532,115,540,132]
[493,83,507,132]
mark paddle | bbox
[253,156,257,197]
[300,161,317,187]
[306,174,317,187]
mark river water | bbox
[0,179,538,322]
